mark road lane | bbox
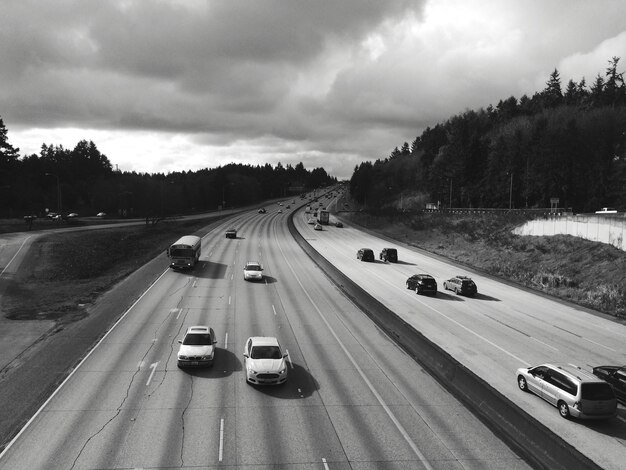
[294,207,626,470]
[0,205,529,469]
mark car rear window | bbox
[581,382,615,400]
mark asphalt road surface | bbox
[295,198,626,470]
[0,205,529,469]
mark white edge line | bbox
[276,229,434,470]
[0,236,31,277]
[0,267,171,460]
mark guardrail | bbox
[287,211,600,470]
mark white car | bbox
[177,326,217,367]
[96,212,106,217]
[243,261,264,281]
[314,223,323,231]
[243,336,288,385]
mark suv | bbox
[379,248,398,263]
[357,248,375,262]
[406,274,437,295]
[443,276,477,296]
[593,365,626,404]
[517,363,617,419]
[225,228,237,238]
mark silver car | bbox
[516,363,617,419]
[177,326,217,368]
[243,261,264,281]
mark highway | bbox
[294,197,626,470]
[0,205,528,469]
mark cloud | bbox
[2,0,626,179]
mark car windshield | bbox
[246,265,261,271]
[183,333,212,346]
[581,383,615,400]
[250,345,282,359]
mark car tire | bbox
[518,375,528,392]
[415,287,420,295]
[455,287,460,295]
[406,282,410,289]
[443,282,447,290]
[558,401,570,419]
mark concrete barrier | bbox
[288,213,601,470]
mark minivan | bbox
[516,363,617,419]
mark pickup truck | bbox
[225,228,237,239]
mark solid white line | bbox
[218,418,225,461]
[276,234,434,469]
[0,267,171,460]
[0,235,31,277]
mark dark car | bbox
[357,248,375,262]
[443,275,477,296]
[225,228,237,238]
[406,274,437,296]
[258,208,266,213]
[593,365,626,404]
[379,248,398,263]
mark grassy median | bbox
[1,218,216,323]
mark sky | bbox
[2,0,626,180]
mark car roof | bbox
[186,326,210,334]
[245,261,261,266]
[543,363,605,383]
[248,336,280,346]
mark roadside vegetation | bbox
[1,217,217,323]
[342,209,626,318]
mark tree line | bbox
[0,124,336,219]
[350,57,626,213]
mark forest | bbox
[349,57,626,213]
[0,126,336,219]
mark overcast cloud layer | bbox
[2,0,626,179]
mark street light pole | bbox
[508,172,513,210]
[45,173,62,214]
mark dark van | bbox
[380,248,398,263]
[357,248,375,262]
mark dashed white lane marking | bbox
[218,418,225,461]
[322,457,329,469]
[224,332,228,349]
[285,349,293,369]
[146,362,159,386]
[272,305,277,316]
